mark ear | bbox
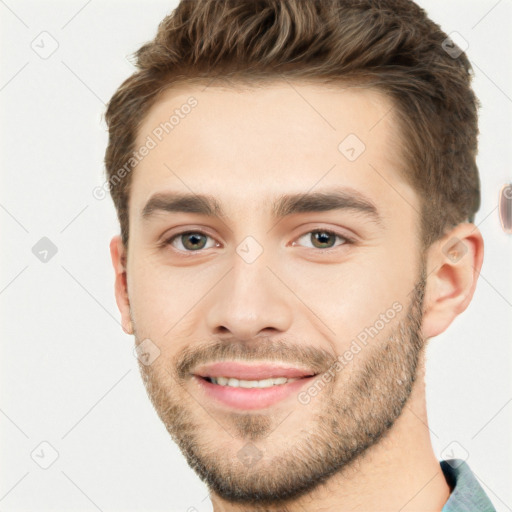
[109,235,133,335]
[421,223,484,339]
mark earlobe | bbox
[109,235,133,335]
[421,223,484,339]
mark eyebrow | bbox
[141,188,382,226]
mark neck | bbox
[210,357,451,512]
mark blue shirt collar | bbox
[440,459,496,511]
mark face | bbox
[121,81,427,504]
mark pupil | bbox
[313,231,334,248]
[184,233,206,250]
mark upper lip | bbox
[193,362,317,380]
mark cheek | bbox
[301,251,415,343]
[128,262,212,335]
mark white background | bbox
[1,1,511,510]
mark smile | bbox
[193,373,317,410]
[205,376,300,388]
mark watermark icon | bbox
[134,338,161,366]
[237,443,263,468]
[442,237,468,263]
[93,96,198,200]
[30,441,59,469]
[236,236,264,264]
[31,31,59,59]
[442,32,469,59]
[32,237,58,263]
[298,301,403,405]
[440,440,469,468]
[338,133,366,162]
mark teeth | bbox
[208,376,299,388]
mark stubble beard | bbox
[134,266,427,506]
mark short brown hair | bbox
[104,0,480,250]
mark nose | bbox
[205,251,293,341]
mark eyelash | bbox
[161,228,355,254]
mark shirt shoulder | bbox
[440,459,496,512]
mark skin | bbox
[110,81,484,511]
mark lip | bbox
[192,361,316,380]
[193,374,316,410]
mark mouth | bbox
[201,375,302,388]
[192,361,319,410]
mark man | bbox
[106,0,495,510]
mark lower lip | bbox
[193,375,315,410]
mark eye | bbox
[162,228,353,254]
[292,229,353,250]
[165,231,218,252]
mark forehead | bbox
[130,80,414,223]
